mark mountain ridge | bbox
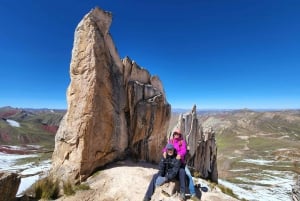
[1,106,299,200]
[0,106,64,146]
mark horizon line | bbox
[1,105,299,111]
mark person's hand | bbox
[176,154,181,160]
[155,176,167,186]
[163,151,166,158]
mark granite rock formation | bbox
[0,171,21,201]
[171,105,218,183]
[51,7,170,183]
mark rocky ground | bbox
[56,160,237,201]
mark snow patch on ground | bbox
[26,145,42,149]
[240,158,274,166]
[229,168,251,172]
[219,179,255,200]
[220,169,294,201]
[0,152,38,170]
[0,150,51,197]
[6,119,20,127]
[236,135,249,140]
[17,175,40,197]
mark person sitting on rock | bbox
[143,143,186,201]
[162,128,200,201]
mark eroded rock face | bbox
[51,7,170,183]
[171,105,218,183]
[0,171,20,201]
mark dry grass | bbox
[34,176,59,199]
[63,180,75,196]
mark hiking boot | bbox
[143,196,150,201]
[179,192,186,201]
[190,194,201,201]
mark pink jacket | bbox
[163,137,187,164]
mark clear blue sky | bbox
[1,0,299,110]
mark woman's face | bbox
[173,132,181,139]
[167,148,174,156]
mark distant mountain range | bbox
[172,107,299,114]
[0,106,65,147]
[170,107,300,200]
[2,106,299,147]
[1,106,299,200]
[2,105,299,140]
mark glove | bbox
[155,176,167,186]
[163,151,166,158]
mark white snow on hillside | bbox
[0,151,51,197]
[219,169,294,201]
[0,152,37,170]
[6,119,20,127]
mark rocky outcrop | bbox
[0,171,21,201]
[55,160,237,201]
[151,182,181,201]
[51,7,170,183]
[122,57,170,163]
[171,105,218,183]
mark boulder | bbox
[51,7,170,183]
[0,171,21,201]
[151,181,181,201]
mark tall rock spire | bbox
[172,105,218,183]
[51,7,170,183]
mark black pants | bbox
[144,168,186,199]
